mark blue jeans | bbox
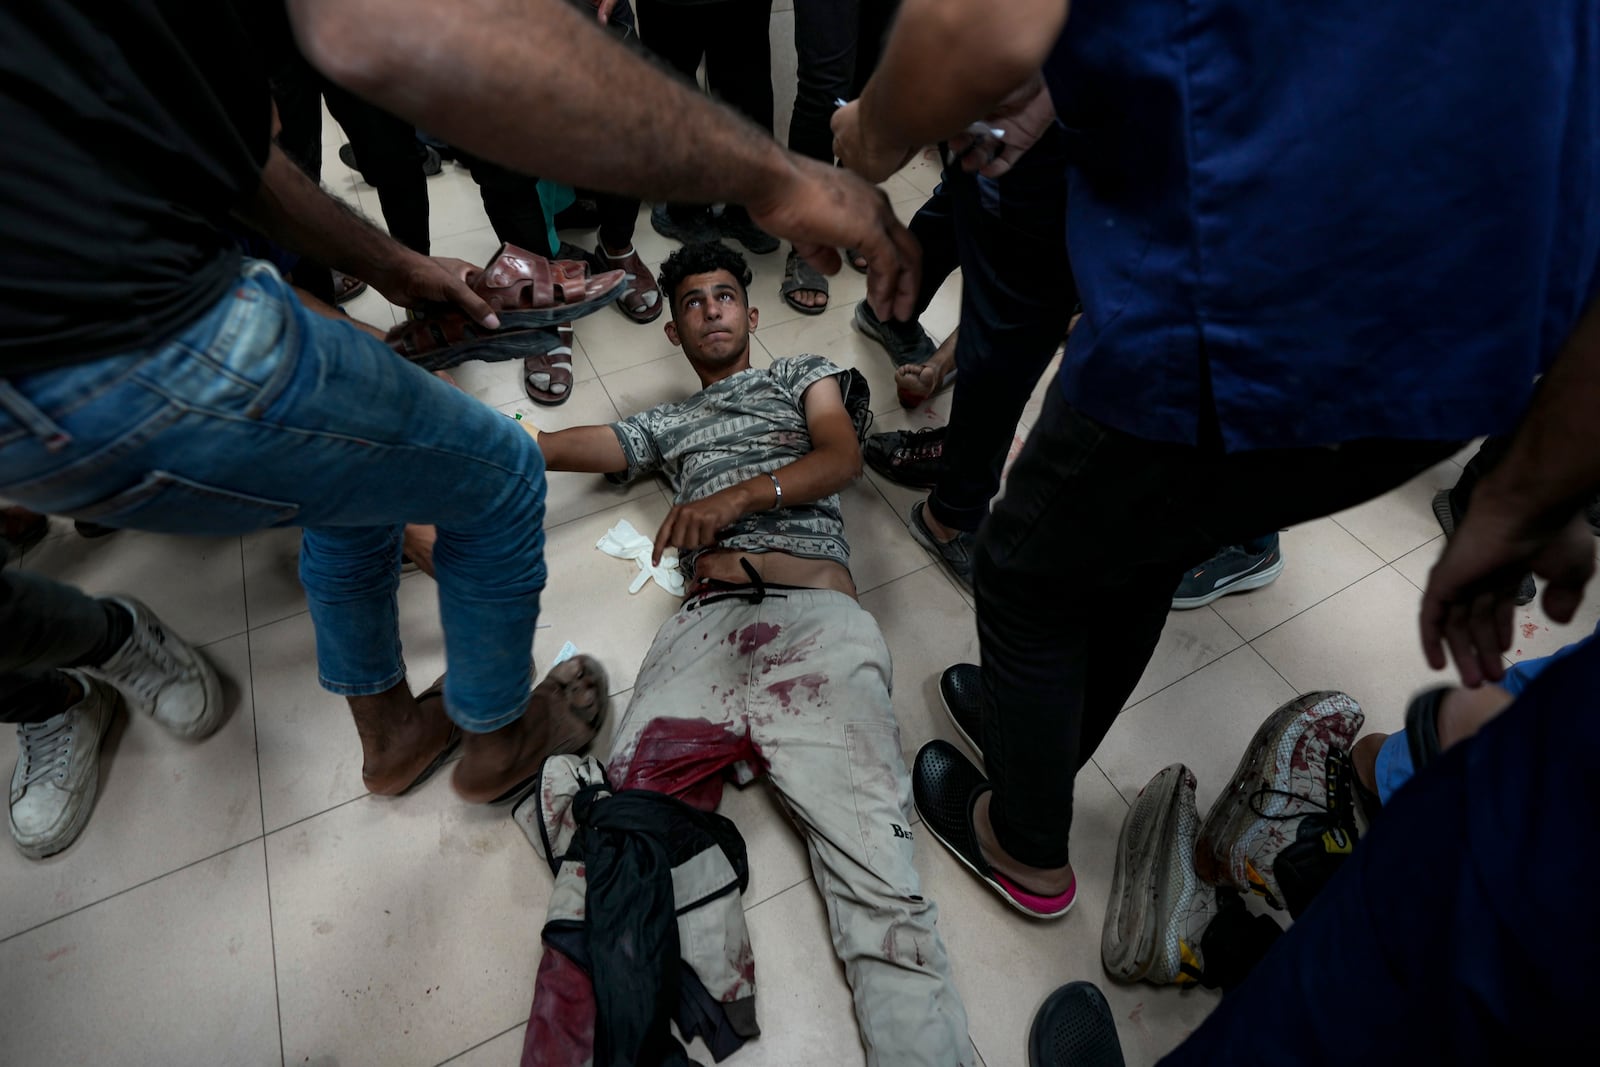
[0,261,546,732]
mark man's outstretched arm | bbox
[287,0,920,320]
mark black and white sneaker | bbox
[1171,534,1284,610]
[864,426,946,488]
[852,300,936,367]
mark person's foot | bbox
[1171,534,1284,609]
[940,663,983,757]
[348,679,460,796]
[851,300,935,367]
[1432,488,1536,605]
[781,248,828,312]
[650,203,720,245]
[1102,763,1219,985]
[596,243,663,324]
[1027,982,1126,1067]
[910,500,974,591]
[9,671,121,859]
[912,739,1077,918]
[85,596,223,740]
[863,426,946,488]
[713,204,780,254]
[332,270,368,305]
[452,655,610,803]
[1195,691,1364,917]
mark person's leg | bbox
[1162,642,1600,1065]
[753,592,974,1067]
[457,155,556,258]
[704,0,776,133]
[969,385,1462,891]
[908,183,958,316]
[0,569,125,683]
[322,84,431,254]
[0,260,551,799]
[790,0,862,163]
[926,129,1074,539]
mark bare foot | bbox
[895,329,957,407]
[452,655,609,803]
[790,286,827,310]
[348,680,457,796]
[972,790,1075,896]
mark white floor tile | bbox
[426,168,494,241]
[1390,532,1445,593]
[1096,646,1299,812]
[858,566,980,759]
[0,841,279,1066]
[498,393,662,530]
[24,530,247,645]
[840,476,935,594]
[242,526,308,630]
[599,350,735,419]
[756,304,905,417]
[1331,459,1459,563]
[268,773,544,1067]
[1125,605,1245,708]
[1209,518,1386,640]
[1251,566,1454,737]
[441,1026,525,1066]
[0,634,261,940]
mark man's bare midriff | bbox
[688,548,857,599]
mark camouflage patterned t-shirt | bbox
[608,355,850,575]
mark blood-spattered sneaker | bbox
[863,426,946,489]
[85,596,223,740]
[1194,691,1364,912]
[1102,764,1219,986]
[9,671,121,859]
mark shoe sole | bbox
[1194,691,1363,906]
[13,692,123,860]
[909,504,974,592]
[1102,764,1203,985]
[1170,554,1284,610]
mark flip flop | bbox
[389,675,462,797]
[484,654,612,804]
[524,325,575,406]
[781,250,829,316]
[844,247,869,274]
[912,739,1077,919]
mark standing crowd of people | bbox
[3,0,1598,1064]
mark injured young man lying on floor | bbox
[509,243,974,1066]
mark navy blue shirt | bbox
[1044,1,1600,450]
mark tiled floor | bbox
[9,38,1600,1067]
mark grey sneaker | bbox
[1102,763,1218,986]
[852,300,936,367]
[86,596,223,740]
[910,501,973,591]
[9,671,121,859]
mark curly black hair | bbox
[657,240,753,310]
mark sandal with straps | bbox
[387,243,626,370]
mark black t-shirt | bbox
[0,2,272,372]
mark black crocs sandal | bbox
[1404,686,1449,775]
[1028,982,1127,1067]
[939,663,984,758]
[912,740,1077,919]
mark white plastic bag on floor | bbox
[595,519,684,596]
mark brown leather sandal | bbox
[387,243,626,370]
[524,325,575,406]
[595,244,663,324]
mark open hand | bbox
[372,254,500,329]
[653,489,748,565]
[746,154,922,323]
[950,75,1057,178]
[1420,492,1596,686]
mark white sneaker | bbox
[85,596,223,740]
[9,670,121,859]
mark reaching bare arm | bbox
[1421,292,1600,685]
[652,378,862,563]
[238,145,497,325]
[536,425,630,475]
[287,0,922,320]
[833,0,1070,180]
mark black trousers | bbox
[976,387,1461,867]
[637,0,776,135]
[0,568,122,725]
[789,0,896,162]
[928,126,1075,533]
[904,182,958,321]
